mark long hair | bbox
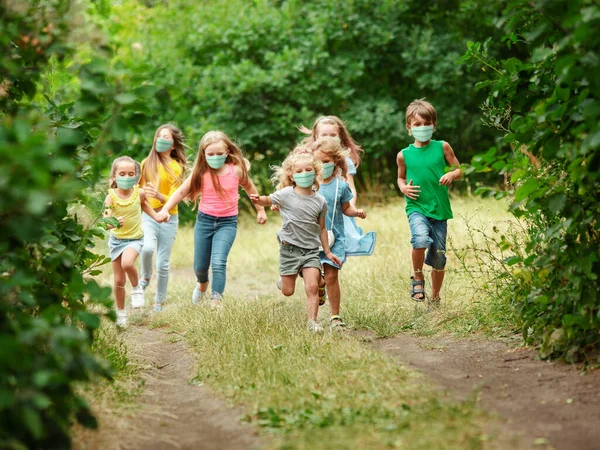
[309,137,350,181]
[271,150,322,191]
[109,156,140,189]
[140,124,187,188]
[188,131,250,204]
[299,115,364,168]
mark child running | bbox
[139,124,187,312]
[250,151,342,333]
[396,99,461,307]
[310,137,367,330]
[103,156,161,327]
[158,131,267,308]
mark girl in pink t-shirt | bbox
[159,131,267,308]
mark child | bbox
[104,156,161,327]
[158,131,267,308]
[310,138,367,330]
[139,124,187,312]
[396,99,461,306]
[301,116,375,256]
[250,151,343,333]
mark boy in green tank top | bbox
[396,99,461,307]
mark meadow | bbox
[85,195,522,449]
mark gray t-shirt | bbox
[270,186,327,249]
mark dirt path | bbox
[369,333,600,450]
[116,326,261,450]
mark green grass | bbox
[90,195,521,449]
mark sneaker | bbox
[116,309,127,328]
[131,285,145,309]
[139,278,150,291]
[153,303,163,313]
[276,276,282,290]
[306,319,324,333]
[209,293,223,310]
[192,287,206,305]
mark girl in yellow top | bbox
[104,156,160,327]
[138,124,187,312]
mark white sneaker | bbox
[116,309,127,328]
[276,276,282,290]
[153,303,163,313]
[192,287,206,305]
[131,285,145,309]
[306,319,324,333]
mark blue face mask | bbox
[156,138,173,152]
[411,125,434,142]
[115,176,137,190]
[293,172,315,188]
[206,155,227,169]
[322,162,335,179]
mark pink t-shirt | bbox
[198,164,240,217]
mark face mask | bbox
[115,176,137,190]
[156,138,173,152]
[331,136,341,143]
[322,162,335,179]
[293,172,315,188]
[411,125,434,142]
[206,155,227,169]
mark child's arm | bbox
[396,151,420,200]
[318,215,343,266]
[103,194,124,229]
[346,174,358,207]
[157,175,192,221]
[239,173,267,225]
[139,189,162,222]
[249,193,273,208]
[342,202,367,219]
[439,142,462,186]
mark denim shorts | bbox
[408,212,447,269]
[108,234,144,261]
[279,242,321,276]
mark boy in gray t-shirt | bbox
[250,152,342,333]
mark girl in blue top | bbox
[309,137,366,330]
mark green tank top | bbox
[402,139,453,220]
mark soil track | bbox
[371,333,600,450]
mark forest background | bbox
[1,0,598,448]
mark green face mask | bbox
[322,162,335,179]
[206,155,227,169]
[115,176,137,190]
[293,172,315,188]
[156,138,173,152]
[411,125,434,142]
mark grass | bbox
[95,194,520,449]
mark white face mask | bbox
[411,125,434,142]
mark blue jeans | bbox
[141,212,179,304]
[408,212,447,269]
[194,211,238,298]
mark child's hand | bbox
[327,252,343,266]
[257,209,267,225]
[356,209,367,219]
[249,194,260,204]
[145,182,160,199]
[156,211,170,223]
[271,204,280,213]
[401,179,420,200]
[439,173,456,186]
[117,216,124,228]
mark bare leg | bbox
[121,248,140,288]
[411,248,426,300]
[196,281,209,294]
[302,267,321,321]
[324,264,341,316]
[112,259,126,310]
[431,268,445,300]
[280,274,297,297]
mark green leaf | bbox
[114,93,137,105]
[77,311,101,329]
[515,178,539,201]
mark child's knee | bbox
[141,244,154,258]
[427,249,447,269]
[411,233,433,249]
[121,259,135,272]
[113,274,126,287]
[282,286,295,297]
[324,268,338,285]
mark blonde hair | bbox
[299,115,364,167]
[405,98,437,127]
[109,156,140,189]
[271,150,322,191]
[188,131,250,203]
[140,123,187,188]
[309,137,350,180]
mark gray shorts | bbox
[279,242,321,276]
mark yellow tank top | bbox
[109,186,143,240]
[140,159,183,215]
